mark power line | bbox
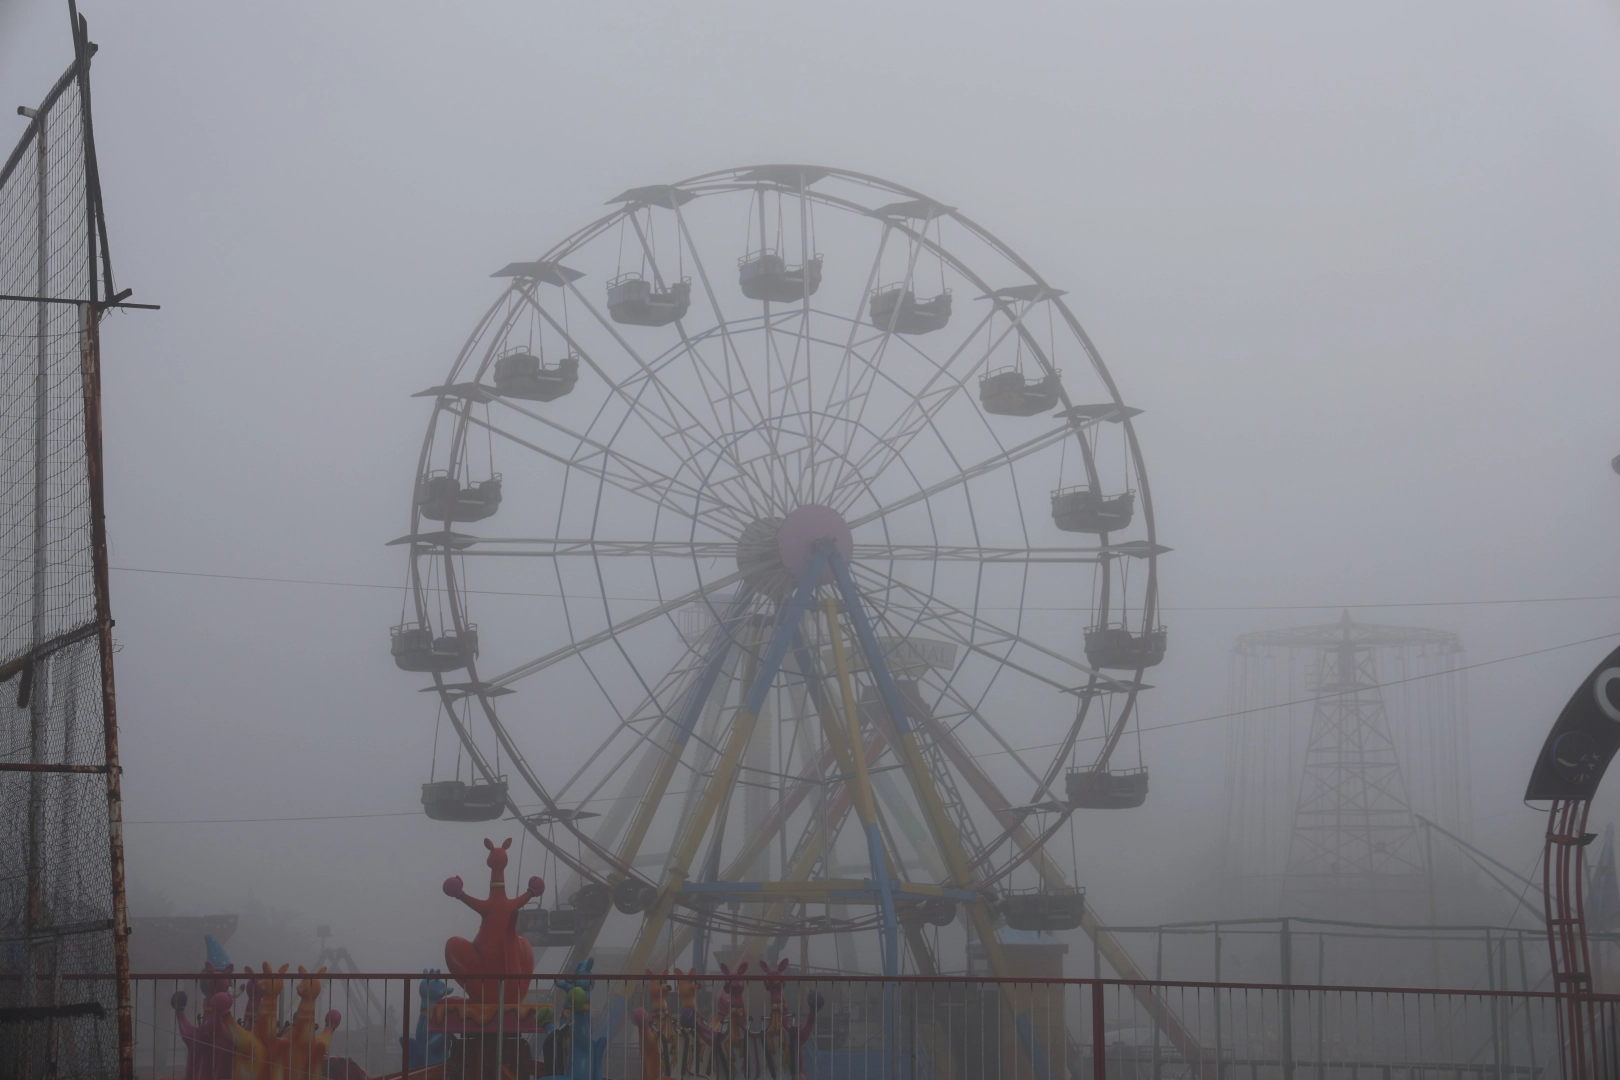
[124,633,1618,826]
[109,564,1620,613]
[124,810,419,825]
[990,628,1620,757]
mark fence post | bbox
[402,975,411,1080]
[1280,917,1294,1080]
[1092,981,1106,1080]
[1213,926,1224,1080]
[1152,932,1163,1080]
[1516,934,1538,1079]
[1484,933,1501,1080]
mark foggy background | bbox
[3,0,1618,974]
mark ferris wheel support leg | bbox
[564,592,754,973]
[822,544,1014,978]
[618,554,829,994]
[824,597,900,978]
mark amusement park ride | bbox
[1525,639,1620,1077]
[390,165,1168,983]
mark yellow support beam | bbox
[617,628,767,979]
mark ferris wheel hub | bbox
[734,504,853,598]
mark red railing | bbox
[101,970,1620,1079]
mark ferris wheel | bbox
[393,165,1165,978]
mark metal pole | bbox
[1516,933,1537,1079]
[81,300,131,1080]
[24,105,51,1041]
[1498,932,1511,1079]
[402,975,412,1080]
[1091,981,1106,1080]
[1213,925,1223,1080]
[1151,931,1162,1080]
[1485,932,1501,1079]
[1315,935,1324,1080]
[1280,918,1294,1080]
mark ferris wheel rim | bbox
[404,163,1163,917]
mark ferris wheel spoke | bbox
[853,542,1110,563]
[554,633,736,808]
[447,538,737,558]
[827,297,1048,507]
[482,569,748,689]
[489,394,750,525]
[808,224,933,501]
[843,421,1074,529]
[814,215,956,501]
[625,210,795,514]
[776,224,890,504]
[561,278,773,521]
[668,200,804,512]
[855,573,1069,793]
[517,289,769,519]
[461,410,751,533]
[518,290,714,464]
[849,561,1124,690]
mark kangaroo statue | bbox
[632,1004,661,1080]
[441,837,545,1005]
[710,994,732,1080]
[225,963,289,1080]
[760,959,790,1080]
[283,967,340,1080]
[671,967,705,1079]
[719,962,749,1080]
[170,989,234,1080]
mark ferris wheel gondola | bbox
[395,165,1166,978]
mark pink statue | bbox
[170,989,233,1080]
[442,837,545,1004]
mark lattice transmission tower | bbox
[1225,612,1469,922]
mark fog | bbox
[3,0,1619,977]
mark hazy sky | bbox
[3,1,1619,974]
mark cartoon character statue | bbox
[554,959,606,1080]
[405,969,451,1067]
[441,837,545,1005]
[632,1004,661,1080]
[224,963,289,1080]
[710,994,732,1080]
[283,966,340,1080]
[204,935,233,977]
[719,963,749,1080]
[760,960,790,1080]
[169,988,234,1080]
[783,989,825,1080]
[649,970,679,1079]
[671,967,705,1079]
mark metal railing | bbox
[109,970,1611,1080]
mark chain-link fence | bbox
[0,17,128,1079]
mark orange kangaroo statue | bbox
[284,967,341,1080]
[654,971,679,1078]
[632,1005,661,1080]
[226,963,289,1080]
[441,837,545,1005]
[671,967,705,1078]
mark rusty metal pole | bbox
[402,975,412,1080]
[79,300,131,1079]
